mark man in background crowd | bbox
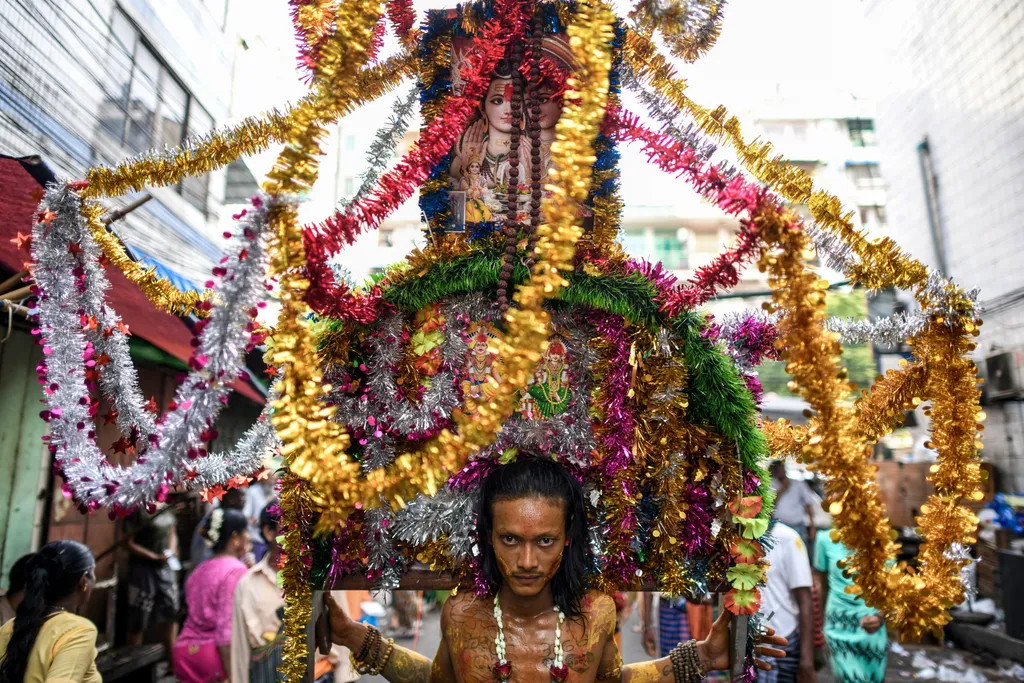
[758,521,817,683]
[125,503,180,660]
[232,502,357,683]
[770,460,817,549]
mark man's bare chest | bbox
[447,620,605,683]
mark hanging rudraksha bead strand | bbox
[524,10,545,270]
[497,40,526,315]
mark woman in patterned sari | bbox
[812,530,887,683]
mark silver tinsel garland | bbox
[77,234,158,439]
[631,0,726,58]
[330,295,472,472]
[337,84,418,212]
[622,64,718,164]
[33,184,273,511]
[826,310,928,347]
[187,411,279,491]
[364,501,406,591]
[393,486,479,562]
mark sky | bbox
[231,0,880,124]
[228,0,882,281]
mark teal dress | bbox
[812,533,888,683]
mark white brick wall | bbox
[863,0,1024,492]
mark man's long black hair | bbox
[477,457,591,619]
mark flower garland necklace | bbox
[493,594,568,682]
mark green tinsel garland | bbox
[674,314,773,517]
[382,250,665,329]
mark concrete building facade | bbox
[862,0,1024,492]
[619,84,884,317]
[0,0,240,284]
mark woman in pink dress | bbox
[173,507,250,682]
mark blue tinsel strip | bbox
[418,2,624,240]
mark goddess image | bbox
[462,324,502,400]
[447,33,580,227]
[525,335,571,418]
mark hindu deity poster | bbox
[445,31,582,231]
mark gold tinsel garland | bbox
[761,418,808,459]
[854,362,928,444]
[759,206,982,639]
[259,0,385,677]
[628,0,726,63]
[83,51,414,201]
[80,201,209,317]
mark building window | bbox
[345,135,357,151]
[620,229,647,260]
[847,119,877,147]
[620,228,689,270]
[102,9,212,214]
[652,228,688,270]
[344,176,355,196]
[692,231,719,255]
[379,228,395,247]
[848,163,883,189]
[859,205,887,227]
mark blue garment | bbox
[813,533,887,683]
[756,626,801,683]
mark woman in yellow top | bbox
[0,540,99,683]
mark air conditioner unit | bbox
[985,350,1024,400]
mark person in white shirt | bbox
[770,461,817,548]
[757,522,817,683]
[242,480,270,560]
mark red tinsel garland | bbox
[609,109,773,315]
[386,0,416,42]
[288,0,338,82]
[302,0,531,320]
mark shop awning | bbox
[0,155,264,404]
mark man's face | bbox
[490,496,567,598]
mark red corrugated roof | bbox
[0,157,264,404]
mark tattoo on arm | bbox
[621,659,675,683]
[380,646,433,683]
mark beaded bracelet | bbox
[669,640,706,682]
[354,624,379,661]
[371,638,396,675]
[351,625,384,674]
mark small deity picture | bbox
[519,332,571,419]
[446,32,580,231]
[462,322,503,402]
